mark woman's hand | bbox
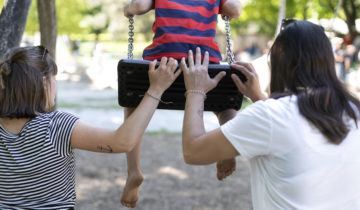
[230,62,266,102]
[148,57,181,97]
[181,47,226,93]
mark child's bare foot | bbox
[120,170,144,208]
[216,158,236,181]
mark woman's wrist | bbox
[147,87,163,99]
[185,89,207,100]
[145,88,173,105]
[251,93,267,102]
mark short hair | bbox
[0,46,58,118]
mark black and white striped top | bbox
[0,111,79,209]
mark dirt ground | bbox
[74,134,252,210]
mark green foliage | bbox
[24,0,37,34]
[232,0,279,36]
[56,0,89,34]
[1,0,355,41]
[24,0,89,35]
[316,0,342,19]
[230,0,348,37]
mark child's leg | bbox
[120,107,144,208]
[213,108,237,181]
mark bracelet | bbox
[144,91,173,104]
[185,90,207,99]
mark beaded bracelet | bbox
[185,90,207,99]
[145,91,173,104]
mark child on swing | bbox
[122,0,242,207]
[0,46,180,209]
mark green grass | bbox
[240,98,252,110]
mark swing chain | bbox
[128,16,134,59]
[224,16,235,64]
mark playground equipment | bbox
[117,15,245,111]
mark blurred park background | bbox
[2,0,360,92]
[1,0,360,209]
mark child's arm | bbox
[70,58,181,153]
[220,0,242,20]
[124,0,154,18]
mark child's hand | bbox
[230,62,266,102]
[123,0,154,18]
[181,47,225,93]
[220,0,242,21]
[147,57,181,97]
[123,4,133,18]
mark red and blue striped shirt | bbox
[143,0,227,63]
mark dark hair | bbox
[0,46,58,118]
[269,20,360,144]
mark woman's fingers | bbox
[231,74,246,92]
[168,58,178,72]
[213,71,226,85]
[202,51,209,67]
[195,47,202,66]
[167,58,181,79]
[231,63,254,80]
[149,59,157,72]
[159,57,168,70]
[180,57,188,73]
[174,67,182,78]
[188,50,194,69]
[233,61,255,73]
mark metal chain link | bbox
[128,17,134,59]
[224,16,235,64]
[128,14,234,62]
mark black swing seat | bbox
[117,59,246,111]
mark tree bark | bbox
[342,0,358,42]
[37,0,57,60]
[0,0,32,59]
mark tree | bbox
[231,0,282,36]
[0,0,32,58]
[37,0,57,60]
[25,0,88,36]
[316,0,359,41]
[342,0,358,41]
[275,0,286,36]
[81,3,109,42]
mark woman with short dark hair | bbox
[0,46,180,209]
[181,20,360,209]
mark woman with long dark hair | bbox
[180,20,360,209]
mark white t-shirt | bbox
[221,96,360,210]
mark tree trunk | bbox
[37,0,57,60]
[342,0,358,42]
[0,0,32,59]
[275,0,286,37]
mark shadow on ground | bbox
[75,134,252,210]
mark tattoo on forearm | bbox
[197,109,203,118]
[97,145,113,153]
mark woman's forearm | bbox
[116,90,161,151]
[182,93,206,162]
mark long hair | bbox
[269,20,360,144]
[0,46,57,118]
